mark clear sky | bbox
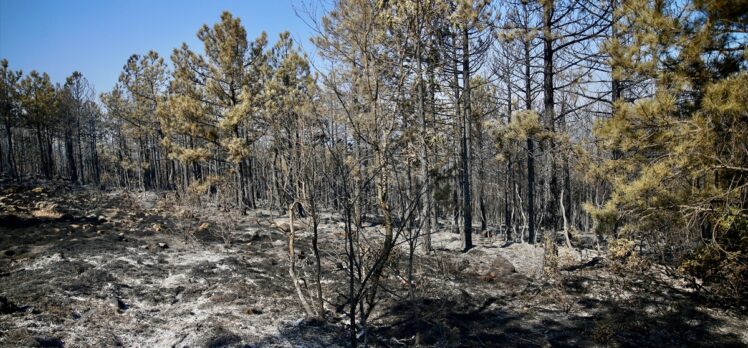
[0,0,317,95]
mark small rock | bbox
[111,297,128,311]
[271,239,285,247]
[453,258,470,272]
[117,233,126,241]
[157,242,168,249]
[34,336,64,348]
[490,255,516,275]
[246,307,263,315]
[0,213,31,228]
[249,229,273,242]
[0,296,22,314]
[197,326,241,347]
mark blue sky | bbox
[0,0,318,95]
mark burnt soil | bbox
[1,183,746,347]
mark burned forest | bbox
[1,0,747,347]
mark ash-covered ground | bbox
[1,184,746,347]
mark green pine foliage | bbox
[593,0,747,301]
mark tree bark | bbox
[5,118,17,179]
[461,27,473,252]
[543,0,559,235]
[561,187,572,248]
[504,63,513,236]
[36,127,50,179]
[524,24,536,245]
[287,202,315,317]
[64,127,78,183]
[417,29,432,252]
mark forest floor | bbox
[1,183,747,347]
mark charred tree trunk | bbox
[504,64,513,235]
[524,27,537,245]
[36,127,50,179]
[76,122,85,185]
[64,127,78,183]
[5,118,17,179]
[543,0,559,235]
[417,32,432,252]
[460,28,473,251]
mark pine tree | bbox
[19,71,58,179]
[0,59,21,179]
[118,51,171,190]
[594,0,748,301]
[163,12,269,212]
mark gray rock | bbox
[454,258,470,272]
[0,296,22,314]
[249,229,273,242]
[34,336,64,347]
[110,297,128,311]
[490,255,516,275]
[197,326,242,348]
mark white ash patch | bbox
[20,252,65,271]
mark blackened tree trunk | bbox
[524,25,537,245]
[504,64,513,235]
[461,28,473,252]
[36,127,50,179]
[64,128,78,183]
[76,123,85,184]
[5,119,17,179]
[543,0,559,235]
[418,37,433,252]
[46,129,55,178]
[90,129,100,185]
